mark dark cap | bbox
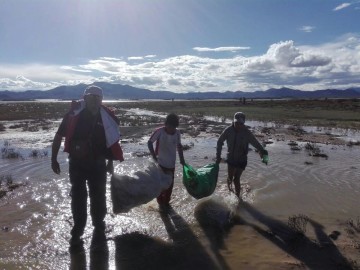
[234,112,245,124]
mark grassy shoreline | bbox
[0,99,359,129]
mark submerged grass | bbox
[0,174,26,199]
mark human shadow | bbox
[114,205,221,270]
[69,230,109,270]
[69,244,86,270]
[89,230,109,270]
[194,198,234,270]
[241,201,353,270]
[160,205,228,269]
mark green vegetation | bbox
[0,102,69,121]
[115,99,360,129]
[0,99,359,129]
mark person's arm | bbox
[176,131,185,166]
[248,130,267,158]
[177,144,185,166]
[147,140,157,162]
[216,128,227,163]
[51,133,63,174]
[148,128,161,162]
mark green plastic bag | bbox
[183,163,219,199]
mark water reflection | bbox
[1,117,360,268]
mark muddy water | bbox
[1,120,360,269]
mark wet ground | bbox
[1,106,360,269]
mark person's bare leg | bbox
[233,169,244,198]
[227,165,236,193]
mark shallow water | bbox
[1,114,360,269]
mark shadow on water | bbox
[69,230,109,270]
[113,205,225,270]
[240,201,353,270]
[194,199,234,270]
[69,245,86,270]
[68,200,354,270]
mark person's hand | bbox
[51,159,60,174]
[260,149,268,158]
[180,159,185,166]
[106,161,114,175]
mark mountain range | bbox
[1,82,360,101]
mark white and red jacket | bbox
[63,100,124,161]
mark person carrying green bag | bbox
[216,112,268,198]
[148,113,185,209]
[183,163,219,199]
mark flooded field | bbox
[1,104,360,269]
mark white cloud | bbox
[128,56,144,60]
[333,3,351,11]
[100,57,123,61]
[61,66,92,73]
[167,79,182,86]
[79,59,129,75]
[291,54,331,67]
[1,34,360,92]
[0,64,90,81]
[299,26,315,33]
[0,64,94,91]
[145,55,157,58]
[193,46,250,52]
[0,76,59,91]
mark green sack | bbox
[183,163,219,199]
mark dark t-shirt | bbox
[57,109,112,158]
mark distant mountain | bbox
[1,83,360,101]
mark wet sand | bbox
[0,100,360,269]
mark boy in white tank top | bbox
[148,113,185,207]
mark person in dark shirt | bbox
[51,85,124,246]
[216,112,267,199]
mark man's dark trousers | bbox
[69,158,107,238]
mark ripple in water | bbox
[1,132,360,268]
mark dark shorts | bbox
[227,159,247,170]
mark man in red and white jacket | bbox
[51,85,124,246]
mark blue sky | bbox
[0,0,360,92]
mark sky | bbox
[0,0,360,93]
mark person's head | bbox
[164,113,179,134]
[83,85,103,114]
[233,112,245,128]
